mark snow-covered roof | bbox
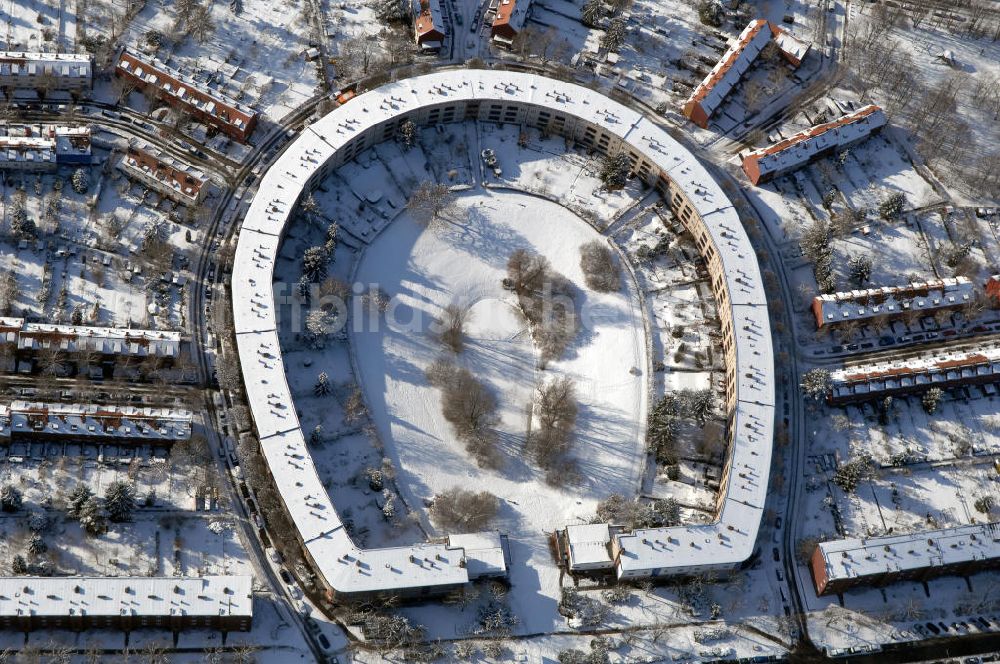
[233,70,772,587]
[16,322,180,358]
[118,142,206,204]
[772,29,810,64]
[447,532,509,578]
[812,276,972,328]
[816,523,1000,587]
[0,401,192,443]
[683,20,773,124]
[412,0,445,41]
[565,523,614,568]
[743,105,886,183]
[492,0,533,37]
[0,123,90,168]
[830,342,1000,404]
[682,19,809,127]
[616,499,762,576]
[0,52,92,86]
[0,576,251,620]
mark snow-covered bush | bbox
[800,368,831,401]
[0,485,22,512]
[105,481,136,523]
[878,191,906,220]
[302,245,330,282]
[314,371,331,396]
[507,249,578,364]
[435,302,471,353]
[601,585,631,605]
[600,17,627,51]
[71,167,89,194]
[832,453,875,493]
[396,118,417,151]
[697,0,724,26]
[848,254,872,286]
[921,387,943,414]
[580,0,603,27]
[528,377,578,470]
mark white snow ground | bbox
[352,188,648,634]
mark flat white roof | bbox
[233,70,772,585]
[817,523,1000,583]
[447,532,508,578]
[0,576,251,619]
[565,523,614,567]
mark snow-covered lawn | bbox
[352,188,647,632]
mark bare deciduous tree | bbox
[407,181,456,226]
[426,358,502,468]
[528,377,577,470]
[434,302,472,353]
[430,487,499,532]
[579,240,621,292]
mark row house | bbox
[412,0,446,51]
[811,523,1000,595]
[0,125,91,171]
[0,576,251,631]
[0,52,92,94]
[742,105,887,185]
[491,0,533,47]
[0,401,192,445]
[828,344,1000,406]
[682,19,809,128]
[115,50,258,142]
[117,143,207,205]
[811,276,973,330]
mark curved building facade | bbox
[231,71,774,599]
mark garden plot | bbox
[748,126,940,250]
[0,162,195,330]
[273,223,425,551]
[519,0,739,115]
[414,122,477,187]
[801,393,1000,545]
[834,466,993,540]
[809,392,1000,463]
[0,0,76,52]
[88,0,320,125]
[323,147,430,243]
[386,565,789,658]
[0,442,248,579]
